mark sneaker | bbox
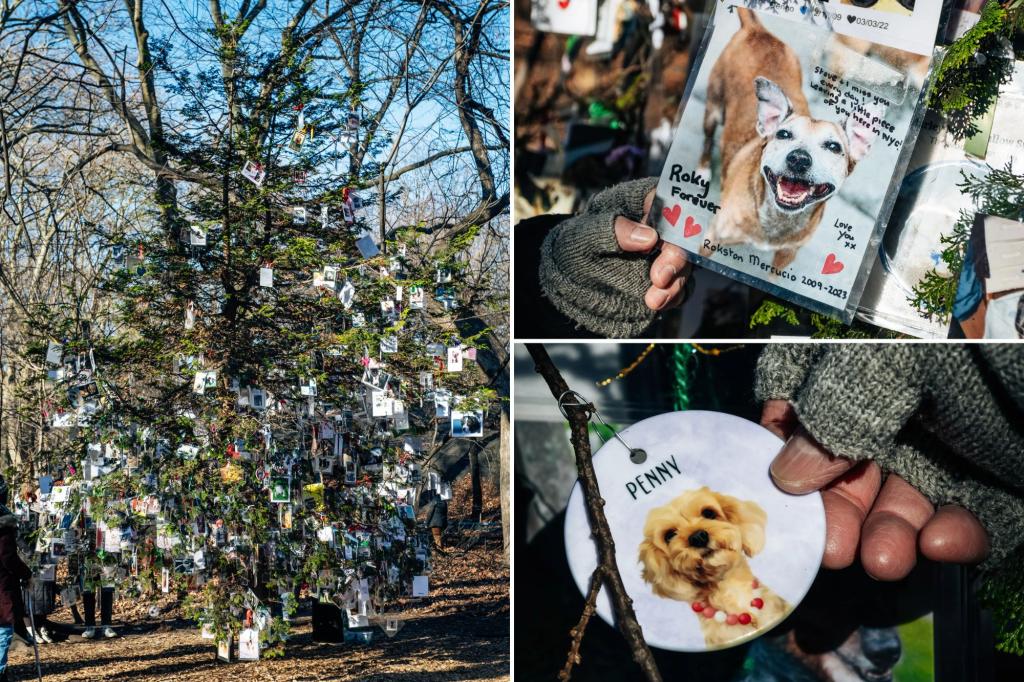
[81,628,96,639]
[37,626,55,644]
[103,627,118,639]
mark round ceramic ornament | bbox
[564,410,826,652]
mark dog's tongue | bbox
[777,177,810,205]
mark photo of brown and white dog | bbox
[697,9,878,271]
[638,486,790,648]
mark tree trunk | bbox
[500,408,510,562]
[470,448,483,522]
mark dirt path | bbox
[7,525,509,681]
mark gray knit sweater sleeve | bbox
[539,177,659,338]
[755,344,1024,570]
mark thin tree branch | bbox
[525,344,662,682]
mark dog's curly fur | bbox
[638,486,790,648]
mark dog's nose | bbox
[785,148,812,174]
[687,530,709,548]
[859,627,902,669]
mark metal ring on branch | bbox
[557,390,647,465]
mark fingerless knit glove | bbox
[755,344,1024,653]
[539,177,660,338]
[756,344,1024,566]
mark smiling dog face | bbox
[754,76,875,213]
[639,487,767,601]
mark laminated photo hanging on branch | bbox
[652,0,938,322]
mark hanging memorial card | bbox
[564,410,825,652]
[270,478,290,503]
[433,389,451,418]
[408,286,425,309]
[46,341,63,365]
[530,0,597,36]
[260,265,274,288]
[241,160,266,186]
[293,206,307,225]
[451,406,484,437]
[355,235,380,259]
[238,627,260,661]
[189,225,207,247]
[446,346,463,372]
[651,2,935,322]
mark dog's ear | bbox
[639,539,698,601]
[717,493,768,557]
[754,77,792,138]
[844,104,882,165]
[639,539,670,587]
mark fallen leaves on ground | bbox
[8,479,509,682]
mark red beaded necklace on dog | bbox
[689,579,764,626]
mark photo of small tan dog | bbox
[638,486,790,648]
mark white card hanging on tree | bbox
[531,0,597,36]
[193,370,217,394]
[241,160,266,186]
[408,286,425,309]
[355,234,379,259]
[412,575,429,597]
[381,299,396,322]
[339,280,356,309]
[393,400,409,431]
[320,205,329,227]
[381,335,398,354]
[46,341,63,365]
[371,390,393,417]
[293,206,307,225]
[238,628,260,660]
[433,389,451,418]
[259,264,274,288]
[184,301,196,330]
[189,225,207,246]
[447,346,463,372]
[564,410,825,652]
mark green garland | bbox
[911,163,1024,322]
[670,344,695,412]
[928,0,1018,140]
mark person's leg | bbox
[0,625,12,679]
[82,588,97,638]
[100,587,113,625]
[431,526,443,549]
[83,589,96,626]
[101,587,116,637]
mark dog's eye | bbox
[701,508,718,520]
[824,140,842,154]
[663,530,677,543]
[776,129,792,140]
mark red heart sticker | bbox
[683,215,702,238]
[558,0,570,7]
[662,204,681,227]
[821,253,844,275]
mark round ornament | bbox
[564,411,826,652]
